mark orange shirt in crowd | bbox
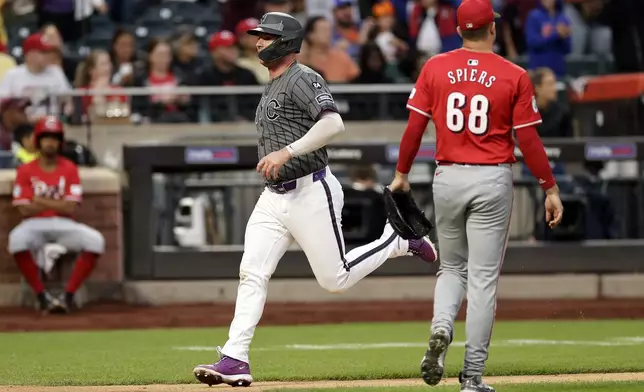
[299,48,360,84]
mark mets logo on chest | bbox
[266,99,281,121]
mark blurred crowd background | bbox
[0,0,642,245]
[0,0,641,128]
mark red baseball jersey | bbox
[12,157,82,218]
[407,48,542,164]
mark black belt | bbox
[267,168,327,194]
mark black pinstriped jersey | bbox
[255,62,338,184]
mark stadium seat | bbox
[80,27,116,50]
[136,1,210,27]
[6,13,38,43]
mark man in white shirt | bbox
[0,33,72,123]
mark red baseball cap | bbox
[235,18,259,36]
[208,30,236,51]
[457,0,500,31]
[22,33,55,54]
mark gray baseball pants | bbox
[431,163,513,377]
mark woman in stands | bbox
[131,38,193,123]
[298,16,360,84]
[353,42,393,84]
[74,50,128,119]
[109,28,139,86]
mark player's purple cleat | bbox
[408,236,437,263]
[193,347,253,387]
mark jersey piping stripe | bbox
[406,104,431,118]
[483,186,514,363]
[346,231,397,269]
[513,119,543,130]
[320,178,349,271]
[320,178,399,271]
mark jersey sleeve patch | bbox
[70,184,82,196]
[315,93,334,105]
[532,96,539,113]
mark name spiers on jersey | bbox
[406,48,543,165]
[447,67,496,88]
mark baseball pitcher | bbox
[9,116,105,314]
[389,1,564,391]
[192,12,437,387]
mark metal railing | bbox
[0,81,569,124]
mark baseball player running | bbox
[193,12,437,387]
[389,1,564,391]
[9,115,105,314]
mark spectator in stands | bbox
[0,98,29,151]
[564,0,611,57]
[0,33,72,123]
[525,0,572,78]
[0,43,16,81]
[299,16,360,83]
[131,38,193,123]
[352,42,393,84]
[12,123,37,165]
[409,0,462,56]
[596,0,644,73]
[73,49,128,119]
[499,0,539,59]
[41,24,78,83]
[372,0,408,66]
[410,0,441,58]
[109,28,138,86]
[235,18,269,84]
[530,67,572,137]
[290,0,308,27]
[195,31,258,86]
[331,0,372,60]
[37,0,108,42]
[171,28,202,83]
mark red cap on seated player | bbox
[456,0,501,31]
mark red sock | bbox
[65,252,99,293]
[14,251,45,294]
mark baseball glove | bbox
[383,187,433,240]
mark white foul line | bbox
[172,336,644,352]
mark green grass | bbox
[269,383,644,392]
[1,320,644,386]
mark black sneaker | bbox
[36,292,61,314]
[44,292,70,314]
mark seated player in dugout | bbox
[8,115,105,314]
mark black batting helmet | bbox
[247,12,303,63]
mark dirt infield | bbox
[2,373,644,392]
[3,299,644,332]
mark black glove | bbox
[383,187,433,240]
